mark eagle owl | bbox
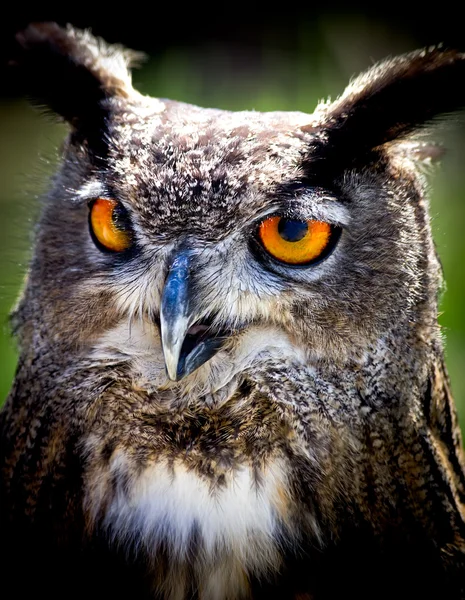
[1,22,465,600]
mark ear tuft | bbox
[305,47,465,170]
[11,22,144,135]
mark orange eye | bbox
[258,216,336,265]
[89,198,132,252]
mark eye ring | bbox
[88,198,133,253]
[257,215,340,266]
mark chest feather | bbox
[86,453,311,598]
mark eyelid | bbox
[251,199,349,229]
[286,201,350,228]
[75,181,108,206]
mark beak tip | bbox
[166,370,179,382]
[163,351,182,382]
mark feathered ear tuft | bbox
[305,47,465,170]
[10,22,144,147]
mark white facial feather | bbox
[90,319,306,403]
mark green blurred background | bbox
[0,8,464,428]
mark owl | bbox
[1,22,465,600]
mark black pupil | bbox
[111,203,130,231]
[277,219,308,242]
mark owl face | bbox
[26,96,432,399]
[12,25,464,404]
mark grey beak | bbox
[160,251,224,381]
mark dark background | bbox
[1,6,464,427]
[1,4,465,67]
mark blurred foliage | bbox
[0,16,464,431]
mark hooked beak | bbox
[160,251,225,381]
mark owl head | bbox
[10,24,465,400]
